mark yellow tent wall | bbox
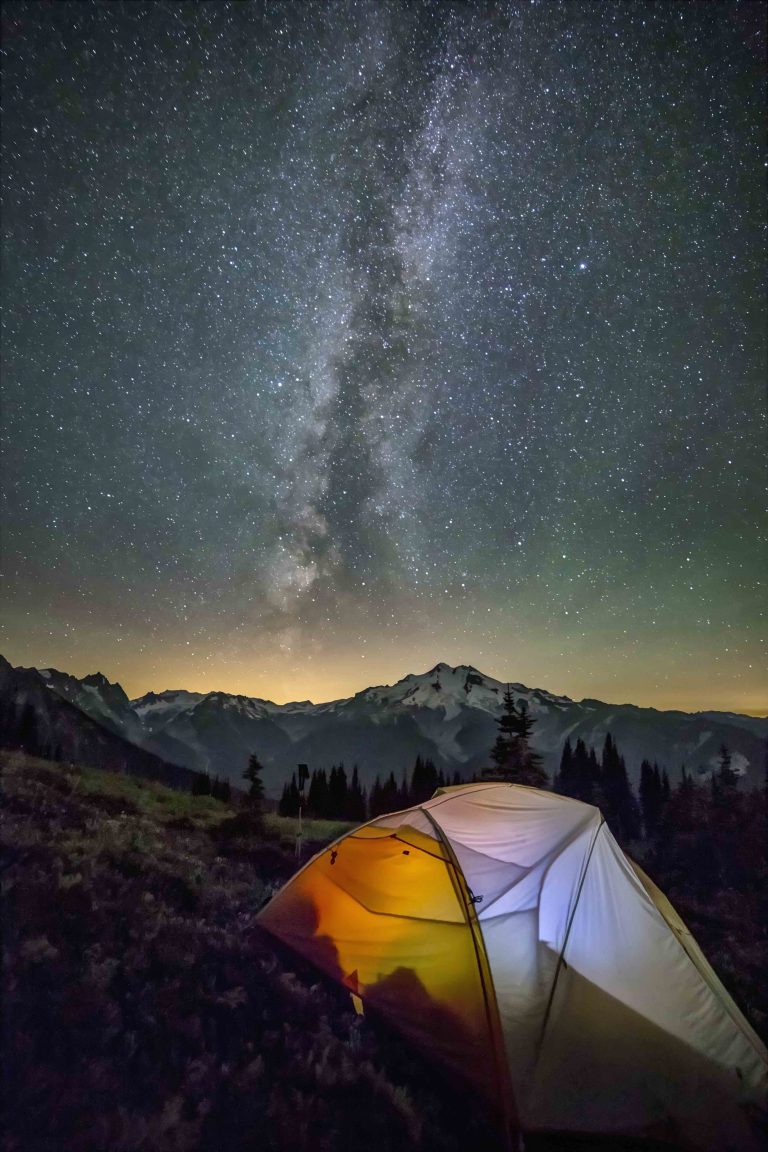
[258,819,515,1128]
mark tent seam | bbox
[535,815,605,1064]
[420,805,522,1151]
[345,831,451,865]
[314,868,468,926]
[477,815,598,918]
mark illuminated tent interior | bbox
[257,783,767,1150]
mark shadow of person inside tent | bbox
[259,884,498,1096]
[259,888,347,986]
[363,963,499,1102]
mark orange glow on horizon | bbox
[1,639,764,717]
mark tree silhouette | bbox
[279,773,301,817]
[243,752,265,813]
[410,754,439,804]
[483,687,546,787]
[601,733,641,840]
[345,765,367,822]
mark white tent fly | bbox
[258,783,767,1150]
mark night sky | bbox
[2,1,765,712]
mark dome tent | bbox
[257,783,767,1150]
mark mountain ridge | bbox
[2,655,765,797]
[0,654,197,791]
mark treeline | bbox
[552,733,643,841]
[480,687,647,844]
[640,747,767,1035]
[646,749,766,902]
[191,771,232,802]
[278,756,463,821]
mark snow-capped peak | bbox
[131,689,207,725]
[354,663,508,720]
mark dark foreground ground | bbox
[0,753,757,1152]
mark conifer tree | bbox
[192,771,211,797]
[714,744,739,794]
[380,771,398,813]
[515,698,547,786]
[218,778,231,802]
[410,754,439,803]
[328,764,348,817]
[243,752,265,813]
[369,775,383,818]
[574,738,590,801]
[345,765,366,822]
[553,737,599,803]
[308,768,328,818]
[601,734,640,841]
[553,737,574,795]
[279,774,301,817]
[515,698,535,744]
[483,687,546,787]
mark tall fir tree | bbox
[410,755,439,804]
[369,775,383,818]
[279,773,301,817]
[601,733,640,841]
[553,737,599,803]
[243,752,265,815]
[553,736,574,795]
[482,688,546,787]
[308,768,329,818]
[328,764,348,817]
[381,771,398,813]
[192,771,211,797]
[345,765,366,822]
[713,744,739,797]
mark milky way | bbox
[2,1,765,710]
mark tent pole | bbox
[536,816,604,1065]
[420,808,524,1152]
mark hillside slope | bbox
[0,655,195,791]
[1,752,503,1152]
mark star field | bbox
[2,1,765,711]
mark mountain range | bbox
[1,655,765,797]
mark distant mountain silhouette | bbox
[3,656,764,798]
